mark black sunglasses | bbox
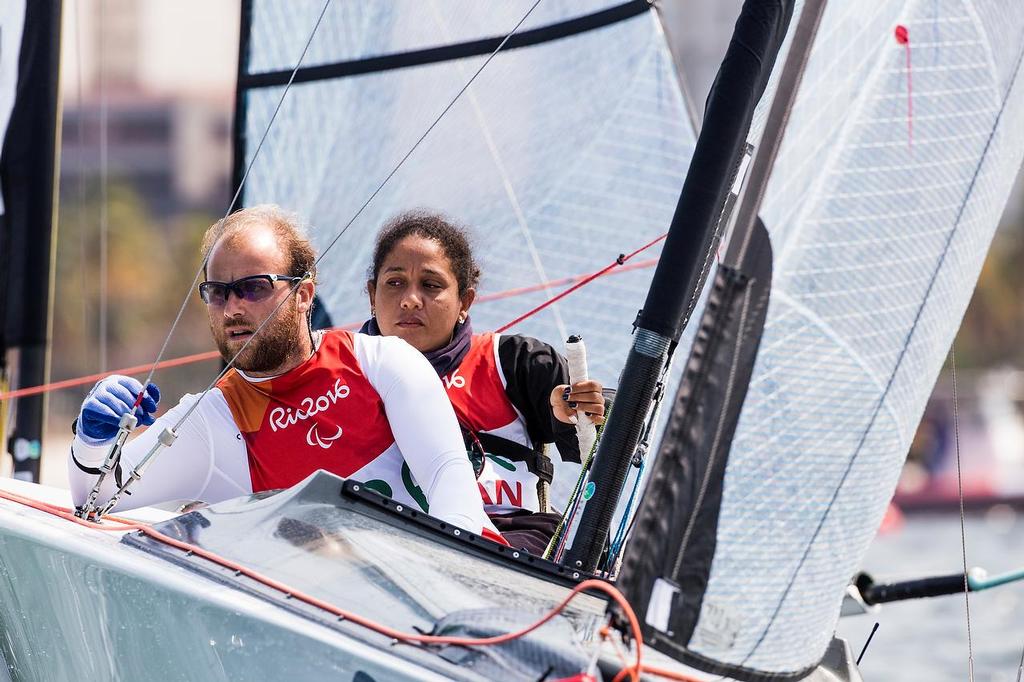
[198,274,304,307]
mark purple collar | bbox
[359,316,473,378]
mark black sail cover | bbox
[617,219,772,680]
[0,0,61,482]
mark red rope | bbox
[0,487,704,682]
[477,258,658,305]
[495,233,666,334]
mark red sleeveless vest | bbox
[216,330,395,493]
[443,333,520,433]
[443,333,539,512]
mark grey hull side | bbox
[0,499,446,682]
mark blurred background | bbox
[4,2,1023,679]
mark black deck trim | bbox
[339,479,598,587]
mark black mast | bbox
[563,0,793,573]
[0,0,63,482]
[230,0,253,204]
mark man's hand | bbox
[550,380,605,426]
[78,375,161,446]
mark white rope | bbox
[134,0,335,394]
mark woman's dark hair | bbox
[369,210,481,295]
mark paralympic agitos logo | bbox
[268,379,351,449]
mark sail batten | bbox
[242,1,653,88]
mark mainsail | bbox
[621,0,1024,678]
[234,0,696,503]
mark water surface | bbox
[837,511,1024,681]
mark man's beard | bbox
[214,299,305,374]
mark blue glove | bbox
[78,375,161,446]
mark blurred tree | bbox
[51,182,219,418]
[956,225,1024,368]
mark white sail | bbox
[238,1,696,504]
[688,0,1024,672]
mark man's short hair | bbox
[201,204,317,283]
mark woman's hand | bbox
[550,380,605,426]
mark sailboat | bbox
[1,0,1023,680]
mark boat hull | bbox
[0,486,448,681]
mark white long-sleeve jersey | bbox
[69,331,496,535]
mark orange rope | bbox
[0,237,666,402]
[0,350,222,401]
[0,488,712,681]
[476,257,658,305]
[619,664,710,681]
[0,488,141,531]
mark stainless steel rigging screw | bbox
[76,411,137,520]
[95,426,178,518]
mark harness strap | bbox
[474,431,554,485]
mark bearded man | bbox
[68,205,500,539]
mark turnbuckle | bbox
[95,427,178,518]
[76,412,138,520]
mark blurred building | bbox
[59,0,238,216]
[61,96,232,215]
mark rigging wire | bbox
[75,0,89,374]
[309,0,545,279]
[0,246,661,402]
[496,233,666,333]
[99,0,549,511]
[98,0,109,372]
[950,347,975,681]
[605,456,644,573]
[79,0,338,517]
[170,0,546,432]
[132,0,335,398]
[605,363,673,572]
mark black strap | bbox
[475,431,553,485]
[532,455,555,486]
[71,442,127,491]
[70,444,101,475]
[239,1,651,89]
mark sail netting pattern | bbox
[686,0,1024,674]
[236,1,695,505]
